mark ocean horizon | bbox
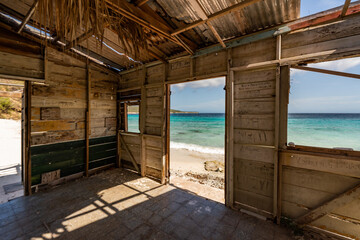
[128,113,360,153]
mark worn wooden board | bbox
[0,51,44,78]
[311,215,360,240]
[234,115,274,131]
[281,151,360,178]
[233,145,274,164]
[234,100,275,115]
[40,107,61,120]
[234,188,273,213]
[234,129,274,146]
[234,81,275,99]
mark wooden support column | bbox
[164,63,170,183]
[225,48,234,207]
[24,81,32,195]
[116,77,122,168]
[274,35,282,223]
[44,47,48,82]
[85,62,91,177]
[140,67,147,176]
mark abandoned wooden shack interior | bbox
[0,0,360,239]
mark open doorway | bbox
[0,79,24,203]
[167,77,226,203]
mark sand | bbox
[169,148,225,189]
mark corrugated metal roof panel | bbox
[156,0,300,44]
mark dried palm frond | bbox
[35,0,148,58]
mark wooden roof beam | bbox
[172,0,263,36]
[65,28,94,50]
[188,0,226,48]
[135,0,150,7]
[292,65,360,80]
[341,0,352,17]
[17,0,39,34]
[105,0,195,55]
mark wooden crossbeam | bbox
[66,28,94,50]
[296,183,360,225]
[17,0,39,33]
[135,0,150,7]
[105,0,195,54]
[188,0,226,48]
[207,22,226,48]
[341,0,352,17]
[119,133,140,174]
[292,65,360,80]
[172,0,262,36]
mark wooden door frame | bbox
[164,76,230,205]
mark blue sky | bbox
[171,1,360,113]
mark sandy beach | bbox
[169,148,225,189]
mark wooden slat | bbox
[25,81,32,195]
[296,183,360,225]
[341,0,352,17]
[17,0,39,34]
[292,65,360,80]
[281,151,360,178]
[66,29,94,50]
[85,63,91,177]
[187,0,226,48]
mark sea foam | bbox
[170,141,224,155]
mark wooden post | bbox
[164,63,170,184]
[24,81,32,195]
[44,47,48,82]
[85,62,91,177]
[225,48,234,207]
[124,102,128,132]
[274,35,282,223]
[116,77,122,168]
[140,67,147,176]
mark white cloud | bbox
[173,77,225,90]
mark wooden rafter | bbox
[17,0,39,34]
[292,65,360,80]
[296,183,360,225]
[148,49,167,63]
[66,28,94,50]
[135,0,150,7]
[188,0,226,48]
[105,0,195,55]
[341,0,352,17]
[172,0,263,36]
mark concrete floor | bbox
[0,168,295,240]
[0,164,23,204]
[0,119,23,204]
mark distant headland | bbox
[128,105,198,114]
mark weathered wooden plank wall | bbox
[118,14,360,238]
[26,47,118,186]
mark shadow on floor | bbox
[0,168,293,240]
[0,164,23,204]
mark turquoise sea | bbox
[128,113,360,153]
